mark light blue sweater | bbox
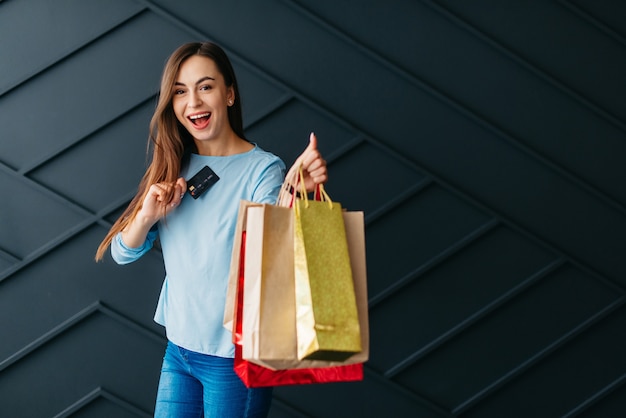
[111,145,285,357]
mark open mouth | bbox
[188,112,211,128]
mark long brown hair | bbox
[95,42,245,261]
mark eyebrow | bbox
[174,76,216,87]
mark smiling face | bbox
[171,55,235,152]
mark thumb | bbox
[306,132,317,152]
[176,176,187,191]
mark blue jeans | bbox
[154,341,273,417]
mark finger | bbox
[176,177,187,194]
[300,149,325,175]
[151,182,180,208]
[304,156,325,173]
[169,180,187,208]
[174,178,187,203]
[308,168,328,184]
[307,164,327,178]
[304,159,327,187]
[284,163,300,186]
[295,132,318,166]
[307,132,317,152]
[301,133,318,162]
[149,183,169,203]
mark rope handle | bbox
[276,164,332,209]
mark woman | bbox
[95,42,327,417]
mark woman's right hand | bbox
[121,177,187,248]
[139,177,188,223]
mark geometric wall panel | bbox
[245,99,358,167]
[461,307,626,417]
[365,186,493,300]
[60,389,152,418]
[0,0,144,95]
[275,371,450,418]
[0,226,165,363]
[2,0,626,416]
[324,141,429,216]
[0,309,163,417]
[369,225,559,373]
[0,169,88,261]
[0,11,192,172]
[394,264,623,410]
[27,103,157,213]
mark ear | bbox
[227,86,235,105]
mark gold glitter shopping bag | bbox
[292,173,362,361]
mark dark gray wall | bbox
[1,0,625,416]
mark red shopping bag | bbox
[232,231,363,388]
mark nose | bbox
[188,90,202,108]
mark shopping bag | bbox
[241,203,294,365]
[233,232,363,387]
[224,200,262,338]
[241,204,369,369]
[234,344,363,388]
[293,178,361,361]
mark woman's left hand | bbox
[291,132,328,192]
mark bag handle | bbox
[276,164,333,209]
[276,164,299,207]
[296,165,333,211]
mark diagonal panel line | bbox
[53,387,152,418]
[384,258,566,378]
[243,92,295,130]
[0,196,160,282]
[99,388,154,418]
[323,134,366,165]
[364,177,435,227]
[363,366,454,417]
[270,397,312,418]
[283,0,626,216]
[97,301,165,344]
[0,301,101,372]
[0,7,148,99]
[423,0,626,134]
[0,300,165,373]
[0,221,94,281]
[369,218,499,310]
[54,387,103,418]
[0,157,167,283]
[0,225,94,281]
[557,0,626,48]
[19,94,158,176]
[0,247,20,263]
[133,0,293,94]
[0,162,109,282]
[562,372,626,418]
[453,297,626,415]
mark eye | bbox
[199,84,212,91]
[173,88,186,95]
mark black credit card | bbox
[187,165,220,199]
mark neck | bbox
[194,132,253,156]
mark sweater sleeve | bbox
[251,156,286,204]
[110,228,158,265]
